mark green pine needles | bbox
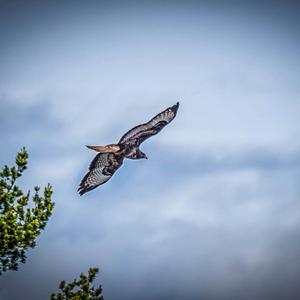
[51,267,104,300]
[0,148,104,299]
[0,147,55,274]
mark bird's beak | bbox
[145,155,148,159]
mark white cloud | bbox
[1,1,300,299]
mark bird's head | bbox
[137,150,148,159]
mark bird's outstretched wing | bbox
[78,152,124,195]
[118,102,179,146]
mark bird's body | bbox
[78,102,179,195]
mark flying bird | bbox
[78,102,179,195]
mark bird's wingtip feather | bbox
[171,102,180,113]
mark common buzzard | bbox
[78,102,179,195]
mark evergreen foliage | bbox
[0,147,54,274]
[51,267,104,300]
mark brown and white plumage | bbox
[78,152,124,195]
[118,102,179,145]
[78,102,179,195]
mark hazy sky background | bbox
[0,1,300,299]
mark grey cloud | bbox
[1,165,300,300]
[1,1,300,300]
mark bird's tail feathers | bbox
[86,144,120,153]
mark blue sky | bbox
[0,1,300,299]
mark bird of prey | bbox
[78,102,179,195]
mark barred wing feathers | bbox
[118,102,179,146]
[78,152,123,195]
